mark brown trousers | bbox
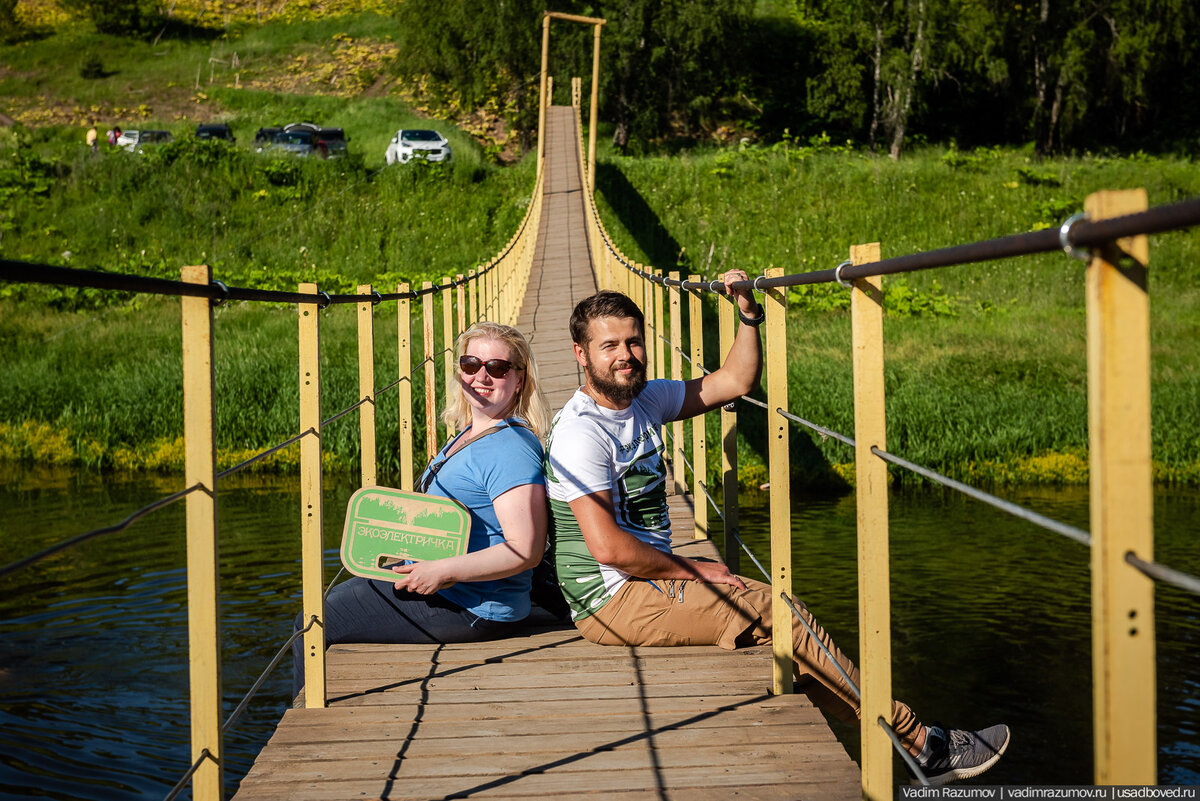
[575,575,922,748]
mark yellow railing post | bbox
[441,276,454,408]
[469,269,478,325]
[298,281,325,710]
[848,243,891,800]
[642,270,655,379]
[669,271,685,495]
[422,282,437,461]
[455,274,466,337]
[357,284,376,488]
[720,296,738,572]
[1086,189,1156,784]
[763,267,792,696]
[397,283,414,491]
[536,12,549,179]
[588,21,602,196]
[689,276,708,539]
[653,275,666,383]
[180,264,223,801]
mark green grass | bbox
[2,19,1198,486]
[595,141,1200,487]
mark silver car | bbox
[385,129,451,164]
[116,129,174,153]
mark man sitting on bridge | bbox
[543,273,1010,786]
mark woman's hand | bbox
[392,560,457,594]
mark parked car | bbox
[254,127,283,151]
[116,129,174,152]
[256,122,348,159]
[385,129,451,164]
[195,123,235,142]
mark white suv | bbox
[385,129,451,164]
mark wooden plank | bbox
[232,107,858,801]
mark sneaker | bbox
[914,723,1010,786]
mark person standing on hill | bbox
[543,277,1011,786]
[85,123,98,151]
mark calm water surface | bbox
[0,468,1196,797]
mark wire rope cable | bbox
[879,717,930,786]
[162,748,216,801]
[869,446,1091,546]
[1126,552,1200,596]
[0,483,203,580]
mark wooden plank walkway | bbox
[231,106,859,801]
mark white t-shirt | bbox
[544,380,686,620]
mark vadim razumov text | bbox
[899,787,1198,800]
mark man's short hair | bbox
[570,291,645,345]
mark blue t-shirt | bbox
[418,419,545,621]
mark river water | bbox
[0,468,1196,797]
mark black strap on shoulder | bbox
[417,419,533,493]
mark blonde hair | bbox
[440,321,551,439]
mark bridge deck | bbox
[231,106,859,800]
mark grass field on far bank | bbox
[2,130,1198,486]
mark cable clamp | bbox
[317,291,331,309]
[834,260,854,288]
[371,291,383,306]
[1059,212,1092,262]
[708,280,722,293]
[752,276,766,293]
[210,280,229,306]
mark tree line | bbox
[393,0,1200,157]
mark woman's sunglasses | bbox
[459,355,523,379]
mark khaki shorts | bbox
[574,576,770,651]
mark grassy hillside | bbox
[2,12,1198,486]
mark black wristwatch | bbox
[738,302,765,326]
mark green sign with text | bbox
[340,486,471,581]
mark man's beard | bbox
[585,356,647,404]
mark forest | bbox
[386,0,1200,157]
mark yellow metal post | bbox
[642,270,655,381]
[469,269,478,325]
[298,281,325,709]
[181,265,223,800]
[456,274,466,338]
[422,282,437,461]
[763,267,792,696]
[653,277,665,383]
[1086,189,1155,784]
[720,296,738,572]
[398,283,414,491]
[848,243,891,801]
[442,276,454,410]
[689,276,708,539]
[588,22,602,196]
[669,272,685,495]
[537,13,550,178]
[357,284,376,488]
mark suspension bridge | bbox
[2,9,1200,801]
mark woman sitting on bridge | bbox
[292,321,551,699]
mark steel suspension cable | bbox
[1126,552,1200,597]
[869,446,1092,546]
[162,749,216,801]
[0,483,203,580]
[879,717,930,786]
